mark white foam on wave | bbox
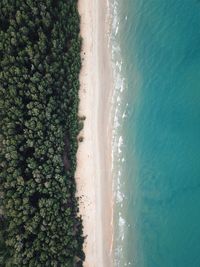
[116,190,123,203]
[107,5,129,265]
[109,3,140,265]
[108,0,133,266]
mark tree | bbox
[0,0,84,266]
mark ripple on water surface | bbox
[110,0,200,266]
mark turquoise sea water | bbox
[110,1,200,266]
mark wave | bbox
[108,0,129,265]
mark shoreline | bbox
[76,0,114,266]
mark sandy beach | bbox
[76,0,113,266]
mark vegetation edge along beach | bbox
[0,1,85,266]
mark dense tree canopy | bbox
[0,0,84,266]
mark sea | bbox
[109,0,200,266]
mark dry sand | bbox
[76,0,113,266]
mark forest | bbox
[0,0,84,266]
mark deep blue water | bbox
[111,1,200,266]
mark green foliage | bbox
[0,0,84,266]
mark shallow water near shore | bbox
[110,0,200,266]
